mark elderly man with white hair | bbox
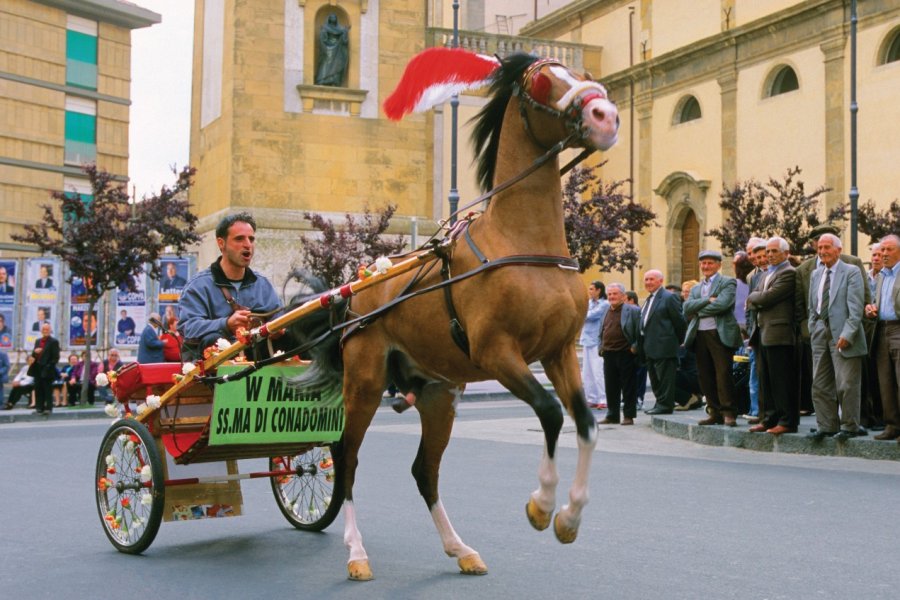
[806,233,868,441]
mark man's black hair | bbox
[215,212,257,240]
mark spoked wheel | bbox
[270,444,343,531]
[95,418,165,553]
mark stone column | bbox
[636,92,654,267]
[717,67,738,188]
[821,36,847,213]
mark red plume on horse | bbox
[289,47,619,581]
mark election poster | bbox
[115,270,147,347]
[0,260,17,302]
[158,257,189,327]
[23,258,59,348]
[0,307,12,349]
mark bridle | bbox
[513,58,611,150]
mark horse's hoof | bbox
[347,559,374,581]
[458,553,488,576]
[526,498,552,531]
[553,513,578,544]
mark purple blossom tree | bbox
[12,164,201,402]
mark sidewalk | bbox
[4,376,898,462]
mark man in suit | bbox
[683,250,744,426]
[34,264,54,289]
[640,270,687,415]
[807,233,868,441]
[747,237,799,435]
[744,236,769,423]
[795,224,871,417]
[598,283,642,425]
[160,262,187,290]
[30,322,60,415]
[0,265,14,295]
[866,234,900,441]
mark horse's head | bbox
[515,58,619,152]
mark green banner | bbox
[210,364,343,446]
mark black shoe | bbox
[644,407,673,415]
[833,430,853,442]
[806,429,836,441]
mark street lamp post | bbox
[849,0,859,255]
[448,1,461,224]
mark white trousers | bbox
[581,345,606,404]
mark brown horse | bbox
[291,49,619,580]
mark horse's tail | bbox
[286,272,345,395]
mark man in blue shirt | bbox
[178,213,281,361]
[868,234,900,441]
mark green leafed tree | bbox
[562,164,656,273]
[12,164,201,403]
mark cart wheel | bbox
[95,418,165,553]
[270,444,343,531]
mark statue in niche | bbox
[315,13,350,87]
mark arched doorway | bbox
[681,210,700,283]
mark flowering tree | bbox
[562,164,656,273]
[858,199,900,244]
[706,166,846,256]
[12,164,201,402]
[298,204,407,288]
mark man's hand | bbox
[226,310,251,333]
[865,304,878,318]
[836,337,850,351]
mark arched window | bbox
[880,29,900,65]
[766,65,799,97]
[674,95,701,124]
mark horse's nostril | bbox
[592,108,605,122]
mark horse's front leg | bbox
[541,345,598,543]
[413,383,488,575]
[477,350,565,533]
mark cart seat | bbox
[162,431,204,459]
[114,362,184,401]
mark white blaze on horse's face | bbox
[549,65,619,151]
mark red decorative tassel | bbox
[384,48,500,121]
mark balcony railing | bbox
[426,28,586,72]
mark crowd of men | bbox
[587,224,898,444]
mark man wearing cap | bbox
[747,236,798,435]
[683,250,744,426]
[866,234,900,441]
[743,236,769,422]
[639,270,686,415]
[795,224,870,417]
[806,233,867,441]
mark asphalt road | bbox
[1,400,898,599]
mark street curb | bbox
[0,407,111,424]
[650,414,900,461]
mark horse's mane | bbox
[471,53,540,193]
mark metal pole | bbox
[448,1,460,224]
[849,0,859,255]
[628,6,636,290]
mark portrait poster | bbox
[23,304,53,348]
[23,258,59,348]
[68,306,98,347]
[0,260,17,304]
[115,271,147,347]
[158,257,189,301]
[0,307,13,349]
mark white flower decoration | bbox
[140,466,152,483]
[95,372,110,387]
[118,434,129,445]
[146,395,161,410]
[132,517,143,528]
[216,338,231,352]
[136,403,149,417]
[141,492,153,506]
[105,454,116,467]
[182,362,195,375]
[374,256,392,274]
[124,440,135,455]
[273,350,284,357]
[104,403,120,418]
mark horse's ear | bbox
[383,48,500,121]
[583,71,594,81]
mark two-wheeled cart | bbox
[95,359,344,553]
